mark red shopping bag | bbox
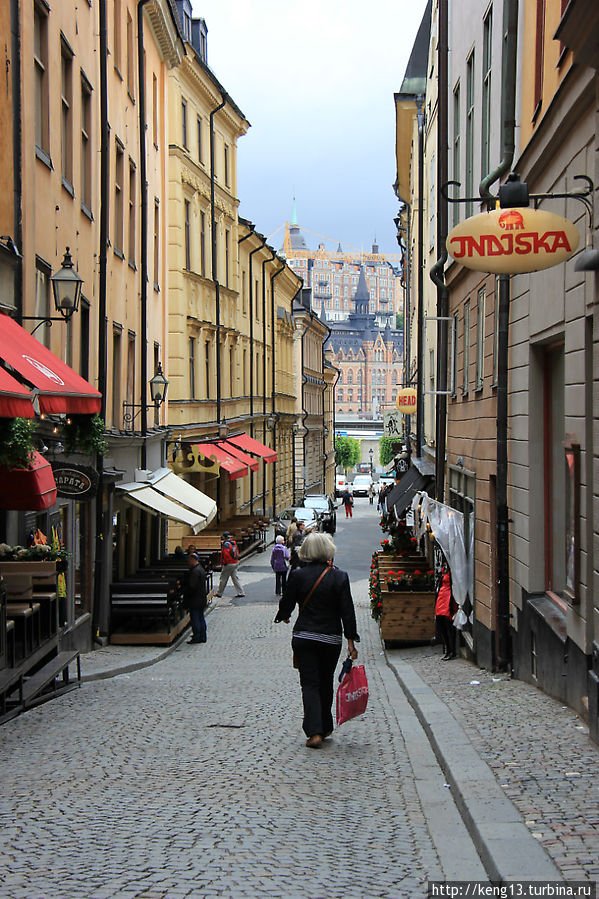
[336,662,369,725]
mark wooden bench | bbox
[5,619,15,668]
[109,574,209,645]
[0,667,23,720]
[6,602,41,659]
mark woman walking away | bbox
[270,535,290,596]
[274,532,359,748]
[341,488,353,518]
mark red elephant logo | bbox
[498,210,524,230]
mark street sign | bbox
[383,411,402,438]
[396,388,417,415]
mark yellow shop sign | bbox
[396,388,417,415]
[446,207,580,274]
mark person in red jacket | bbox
[435,562,457,660]
[214,531,245,598]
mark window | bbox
[112,328,122,427]
[533,0,545,118]
[128,160,136,266]
[492,276,501,386]
[197,116,203,164]
[466,51,475,218]
[242,270,247,314]
[481,7,492,180]
[543,346,565,594]
[181,98,188,148]
[152,73,158,147]
[126,11,134,97]
[61,41,73,186]
[114,142,124,254]
[229,346,235,395]
[225,229,230,287]
[476,287,485,390]
[182,9,192,41]
[80,300,90,380]
[429,154,436,251]
[224,144,230,186]
[113,0,121,72]
[189,337,196,399]
[462,300,470,395]
[200,211,206,277]
[184,199,191,270]
[453,82,460,227]
[153,199,159,288]
[34,258,51,348]
[81,76,92,212]
[126,334,135,410]
[34,2,49,155]
[205,340,211,398]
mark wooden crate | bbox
[380,590,436,645]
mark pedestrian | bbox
[435,562,457,660]
[183,552,208,644]
[289,520,306,570]
[285,517,298,547]
[368,482,376,505]
[274,532,359,748]
[341,488,354,518]
[214,531,245,598]
[270,535,290,596]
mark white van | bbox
[351,474,373,497]
[335,475,350,497]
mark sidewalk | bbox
[78,543,598,885]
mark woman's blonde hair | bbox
[298,531,336,563]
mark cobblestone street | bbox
[0,500,597,897]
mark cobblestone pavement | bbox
[397,644,599,884]
[0,500,482,899]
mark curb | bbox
[385,650,563,883]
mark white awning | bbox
[147,468,217,526]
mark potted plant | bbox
[0,418,57,511]
[384,568,435,591]
[62,414,107,456]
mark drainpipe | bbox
[479,0,518,672]
[11,0,22,322]
[93,0,110,638]
[270,258,285,517]
[261,247,276,514]
[247,235,267,513]
[137,0,150,471]
[430,0,449,501]
[209,93,227,425]
[320,320,332,492]
[416,100,425,458]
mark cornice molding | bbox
[145,0,184,69]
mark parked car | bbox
[273,506,320,540]
[378,474,395,489]
[351,474,373,497]
[335,475,351,498]
[302,494,337,534]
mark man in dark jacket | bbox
[183,553,208,644]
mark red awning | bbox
[221,440,259,473]
[227,433,277,463]
[0,451,57,510]
[194,443,249,480]
[0,367,35,418]
[0,315,101,414]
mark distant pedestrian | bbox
[274,532,359,748]
[368,483,376,505]
[214,531,245,598]
[435,563,457,660]
[183,553,208,644]
[289,521,307,570]
[286,517,298,547]
[270,535,290,595]
[341,488,354,518]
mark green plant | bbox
[0,418,36,468]
[384,568,435,591]
[62,414,107,455]
[379,436,396,468]
[334,435,360,472]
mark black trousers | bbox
[292,638,342,737]
[436,615,455,656]
[275,570,287,595]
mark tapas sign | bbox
[446,207,579,274]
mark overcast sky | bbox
[190,1,429,257]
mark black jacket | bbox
[183,562,207,610]
[274,562,359,641]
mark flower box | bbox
[0,561,57,576]
[380,590,436,645]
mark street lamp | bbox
[123,363,169,426]
[23,246,84,332]
[369,447,374,474]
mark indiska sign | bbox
[396,388,417,415]
[446,207,579,274]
